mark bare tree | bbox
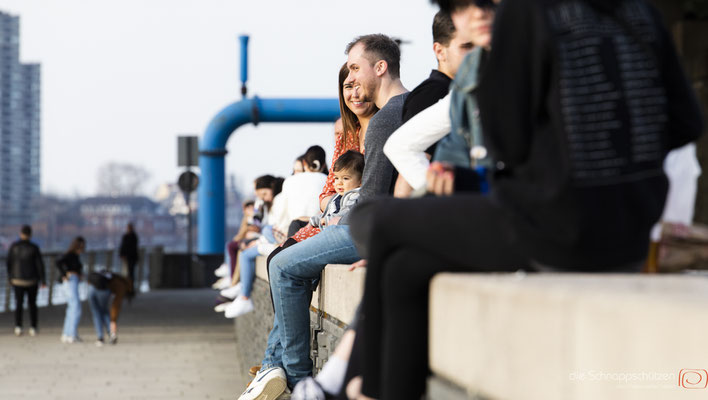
[96,162,151,197]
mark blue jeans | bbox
[62,274,81,338]
[88,286,111,339]
[261,225,360,386]
[239,245,261,298]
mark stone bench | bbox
[428,273,708,400]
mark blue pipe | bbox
[238,35,249,96]
[198,97,340,254]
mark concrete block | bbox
[429,273,708,400]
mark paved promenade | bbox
[0,289,247,400]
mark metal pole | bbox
[186,186,193,258]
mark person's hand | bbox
[426,162,455,196]
[348,259,367,271]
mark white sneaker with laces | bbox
[28,327,36,337]
[14,327,22,336]
[225,297,254,318]
[220,283,242,299]
[237,367,288,400]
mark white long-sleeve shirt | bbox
[382,93,451,190]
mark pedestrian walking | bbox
[6,225,46,336]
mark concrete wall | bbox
[232,256,364,377]
[429,273,708,400]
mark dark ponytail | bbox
[303,145,329,175]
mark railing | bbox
[0,246,161,312]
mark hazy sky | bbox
[0,0,438,198]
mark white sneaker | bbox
[95,338,105,347]
[220,283,242,299]
[212,276,232,290]
[225,297,254,318]
[291,377,326,400]
[28,327,36,337]
[14,327,22,336]
[60,334,75,344]
[214,263,230,278]
[237,367,288,400]
[214,302,229,312]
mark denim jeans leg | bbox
[63,275,81,337]
[269,225,360,386]
[88,287,102,339]
[261,311,285,370]
[239,246,260,298]
[89,287,111,339]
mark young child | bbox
[310,150,364,229]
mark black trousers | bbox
[125,257,138,283]
[13,284,39,329]
[349,194,527,400]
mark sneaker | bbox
[73,335,83,343]
[14,327,22,336]
[28,327,36,337]
[109,333,118,345]
[60,335,75,344]
[95,338,104,347]
[212,276,232,290]
[225,297,254,318]
[237,367,288,400]
[214,302,229,312]
[220,283,242,299]
[214,263,230,278]
[292,377,327,400]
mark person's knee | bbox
[269,252,286,283]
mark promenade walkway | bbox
[0,289,246,400]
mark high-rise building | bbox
[0,11,40,225]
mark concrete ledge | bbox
[255,256,364,325]
[429,273,708,400]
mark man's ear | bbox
[375,60,388,77]
[433,42,446,63]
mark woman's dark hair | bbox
[67,236,86,253]
[338,62,360,147]
[333,150,365,178]
[271,177,284,197]
[303,145,329,175]
[254,175,284,197]
[255,175,276,190]
[432,0,496,13]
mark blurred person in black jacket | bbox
[6,225,46,336]
[119,223,139,284]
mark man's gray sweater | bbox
[341,92,408,225]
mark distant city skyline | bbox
[0,0,438,198]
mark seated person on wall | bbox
[236,33,409,400]
[343,0,705,399]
